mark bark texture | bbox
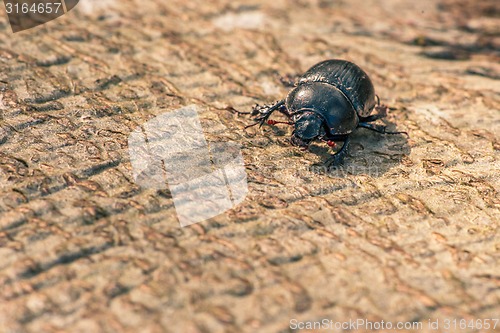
[0,0,498,332]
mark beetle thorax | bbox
[286,82,359,136]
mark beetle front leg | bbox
[251,99,286,117]
[326,136,351,167]
[246,100,286,128]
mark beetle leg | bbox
[248,100,286,128]
[276,104,293,118]
[251,99,286,116]
[358,122,408,136]
[327,136,350,167]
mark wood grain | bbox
[0,0,498,332]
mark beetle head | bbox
[291,111,325,148]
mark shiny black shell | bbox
[286,82,358,135]
[296,59,376,117]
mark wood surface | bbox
[0,0,498,332]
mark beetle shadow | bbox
[308,118,411,178]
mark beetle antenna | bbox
[244,119,293,129]
[375,94,381,106]
[266,119,293,126]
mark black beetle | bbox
[247,59,406,165]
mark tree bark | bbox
[0,0,498,331]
